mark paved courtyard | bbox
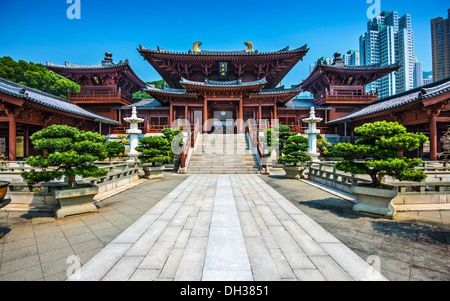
[0,171,449,281]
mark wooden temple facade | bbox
[2,43,449,161]
[0,77,119,161]
[46,52,146,133]
[136,42,314,133]
[328,77,450,160]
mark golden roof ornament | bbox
[244,42,254,53]
[193,42,202,53]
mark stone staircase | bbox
[187,133,261,174]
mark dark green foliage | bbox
[0,56,80,98]
[264,124,295,164]
[317,134,332,157]
[136,136,171,166]
[161,128,184,164]
[21,125,108,188]
[280,135,310,166]
[132,79,166,100]
[103,141,125,160]
[333,121,428,188]
[132,90,150,100]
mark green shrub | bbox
[136,136,171,166]
[280,135,310,166]
[333,121,428,188]
[21,125,108,188]
[103,141,125,160]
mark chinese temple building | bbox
[3,42,447,163]
[300,52,400,124]
[0,77,119,161]
[137,42,310,133]
[46,52,146,134]
[328,77,450,160]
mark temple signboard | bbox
[218,62,229,80]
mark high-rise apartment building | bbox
[344,50,361,66]
[360,11,415,99]
[414,57,423,88]
[431,9,450,82]
[309,56,333,74]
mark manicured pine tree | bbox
[103,141,125,161]
[332,121,428,188]
[280,135,310,166]
[135,136,171,167]
[21,125,108,188]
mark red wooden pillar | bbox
[169,99,173,127]
[185,102,189,124]
[8,116,16,161]
[430,117,438,161]
[273,101,278,128]
[258,102,262,128]
[238,96,243,133]
[203,96,208,132]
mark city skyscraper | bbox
[344,50,361,66]
[431,9,450,82]
[414,57,423,88]
[360,11,415,99]
[309,56,333,74]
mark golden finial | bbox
[244,42,254,53]
[193,42,202,53]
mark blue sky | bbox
[0,0,448,86]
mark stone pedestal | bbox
[124,107,144,161]
[303,107,323,162]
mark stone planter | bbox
[142,164,165,179]
[54,184,98,219]
[283,165,307,180]
[272,163,285,169]
[0,181,10,200]
[351,183,398,218]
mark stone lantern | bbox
[303,107,323,162]
[124,106,144,161]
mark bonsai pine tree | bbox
[264,124,295,163]
[280,135,310,166]
[317,134,332,157]
[103,141,125,161]
[21,125,108,188]
[161,127,184,163]
[333,121,428,188]
[136,136,171,166]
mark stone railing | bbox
[307,161,450,205]
[2,161,143,207]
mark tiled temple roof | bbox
[46,53,146,90]
[251,85,301,95]
[138,44,308,56]
[46,58,128,70]
[144,84,197,97]
[279,98,331,110]
[0,77,120,125]
[315,61,401,71]
[327,77,450,124]
[121,99,167,110]
[180,77,267,87]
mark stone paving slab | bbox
[67,174,388,281]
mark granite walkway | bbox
[67,174,387,281]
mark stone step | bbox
[187,170,261,174]
[189,163,259,168]
[188,167,260,171]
